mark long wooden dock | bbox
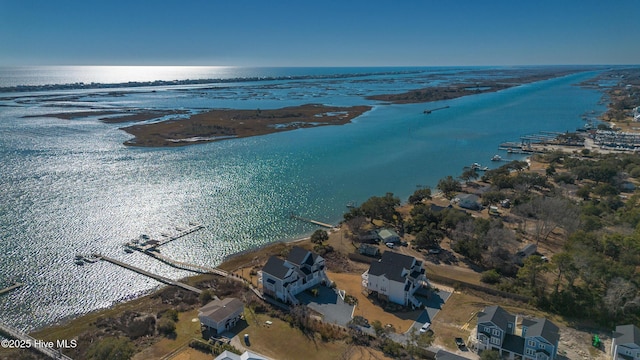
[290,214,334,229]
[0,282,23,296]
[0,321,73,359]
[95,254,202,294]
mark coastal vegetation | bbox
[5,67,639,360]
[121,104,372,147]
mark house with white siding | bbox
[258,246,329,304]
[361,251,428,308]
[612,324,640,360]
[476,305,559,360]
[198,297,244,335]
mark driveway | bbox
[396,288,452,342]
[295,285,355,326]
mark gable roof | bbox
[614,324,640,346]
[380,251,415,269]
[262,256,290,280]
[199,297,244,323]
[215,350,269,360]
[525,318,560,345]
[456,193,479,202]
[368,252,418,283]
[477,305,515,331]
[378,228,399,241]
[287,246,315,266]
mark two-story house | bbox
[258,246,329,304]
[361,251,428,308]
[612,324,640,360]
[476,305,517,353]
[476,305,559,360]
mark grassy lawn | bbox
[237,310,348,360]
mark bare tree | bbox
[604,277,640,319]
[512,196,580,245]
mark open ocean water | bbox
[0,66,606,331]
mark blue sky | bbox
[0,0,638,66]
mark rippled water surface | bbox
[0,67,606,330]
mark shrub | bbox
[157,318,176,336]
[199,290,214,305]
[160,308,179,322]
[189,339,213,353]
[481,269,501,284]
[86,337,135,360]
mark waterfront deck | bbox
[125,222,204,252]
[95,254,202,294]
[0,321,73,360]
[0,282,23,296]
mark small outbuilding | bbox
[377,228,400,243]
[199,297,244,335]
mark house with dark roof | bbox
[454,193,481,210]
[361,251,429,308]
[612,324,640,360]
[476,305,559,360]
[258,246,329,304]
[198,297,245,335]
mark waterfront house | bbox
[454,193,481,210]
[476,305,559,360]
[612,324,640,360]
[199,297,244,335]
[361,251,429,308]
[258,246,329,304]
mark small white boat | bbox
[491,154,502,161]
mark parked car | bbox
[455,337,465,348]
[419,322,431,333]
[428,248,441,254]
[385,242,395,249]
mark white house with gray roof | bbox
[258,246,329,304]
[361,251,428,308]
[476,305,559,360]
[199,297,244,335]
[612,324,640,360]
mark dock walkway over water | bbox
[290,214,334,229]
[95,254,202,294]
[0,321,73,360]
[0,282,23,296]
[130,249,264,300]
